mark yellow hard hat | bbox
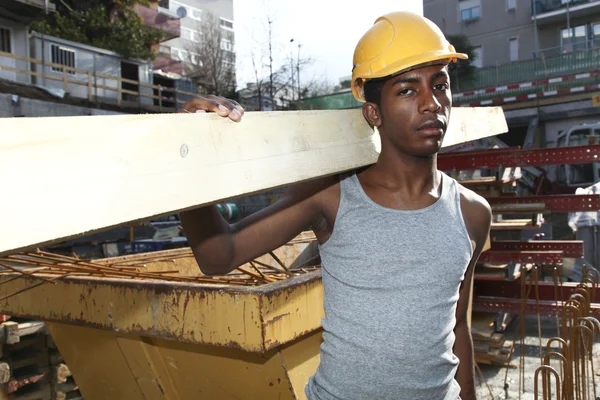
[351,11,468,102]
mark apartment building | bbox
[424,0,600,67]
[156,0,235,90]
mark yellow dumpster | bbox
[0,233,324,400]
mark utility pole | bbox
[296,43,301,100]
[533,0,539,57]
[566,0,571,32]
[289,38,295,102]
[268,17,274,104]
[561,0,571,50]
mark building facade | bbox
[156,0,236,91]
[424,0,600,67]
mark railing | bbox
[532,0,598,15]
[298,89,361,110]
[0,50,198,111]
[455,46,600,92]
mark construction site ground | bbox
[476,314,600,399]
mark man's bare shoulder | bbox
[455,182,492,250]
[456,182,492,221]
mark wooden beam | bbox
[0,107,507,256]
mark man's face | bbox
[373,64,452,158]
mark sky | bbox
[232,0,423,91]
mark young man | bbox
[179,11,491,400]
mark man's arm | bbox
[177,96,334,275]
[455,188,492,400]
[180,179,332,275]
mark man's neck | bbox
[365,147,440,197]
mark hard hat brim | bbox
[367,51,469,81]
[352,51,468,102]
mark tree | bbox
[239,0,318,110]
[31,0,165,60]
[184,11,236,96]
[446,34,478,93]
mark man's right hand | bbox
[179,95,244,122]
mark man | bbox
[180,11,491,400]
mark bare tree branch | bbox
[239,0,320,109]
[185,10,236,96]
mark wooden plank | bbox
[0,107,506,256]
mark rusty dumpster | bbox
[0,233,324,400]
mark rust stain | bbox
[264,313,291,327]
[243,302,247,339]
[264,328,321,352]
[180,291,191,337]
[7,372,47,393]
[0,266,322,354]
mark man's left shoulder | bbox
[456,183,492,225]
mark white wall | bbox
[0,17,30,84]
[30,34,153,106]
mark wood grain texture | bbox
[0,107,506,256]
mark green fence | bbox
[299,48,600,109]
[298,90,361,110]
[456,48,600,92]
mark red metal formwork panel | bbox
[439,145,600,171]
[473,298,600,316]
[479,250,564,264]
[487,194,600,212]
[490,240,584,258]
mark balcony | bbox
[532,0,600,24]
[298,46,600,110]
[0,0,56,22]
[453,45,600,105]
[134,4,181,42]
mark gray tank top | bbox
[305,171,473,400]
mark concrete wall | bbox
[424,0,536,66]
[30,34,153,106]
[0,93,123,117]
[0,16,30,84]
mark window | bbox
[181,27,200,43]
[507,0,516,10]
[0,27,11,53]
[171,46,183,61]
[459,0,481,21]
[460,7,480,21]
[171,47,202,66]
[509,37,519,61]
[190,9,202,21]
[472,46,483,68]
[593,23,600,47]
[220,18,234,30]
[221,38,233,52]
[50,44,76,74]
[561,24,587,51]
[189,52,202,66]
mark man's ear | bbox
[362,102,382,128]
